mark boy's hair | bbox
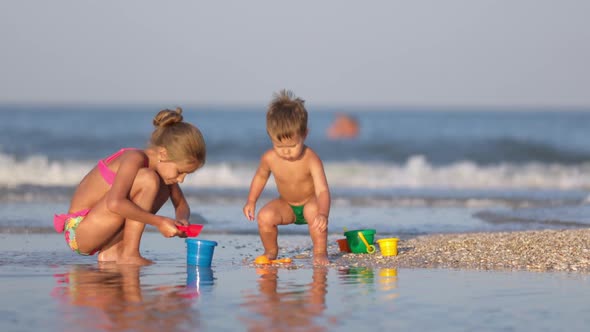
[266,89,308,141]
[150,107,206,168]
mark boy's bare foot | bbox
[261,251,278,260]
[313,253,329,266]
[116,255,154,266]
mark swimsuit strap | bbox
[104,148,135,164]
[98,148,146,185]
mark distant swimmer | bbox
[326,113,359,139]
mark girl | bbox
[54,107,206,265]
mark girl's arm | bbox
[105,151,177,234]
[243,152,272,220]
[169,183,190,225]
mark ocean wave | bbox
[321,156,590,190]
[3,152,590,190]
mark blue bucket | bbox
[185,239,218,266]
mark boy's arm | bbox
[169,183,190,225]
[244,153,272,220]
[310,154,331,219]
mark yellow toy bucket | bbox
[377,238,399,256]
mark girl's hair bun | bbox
[153,107,184,127]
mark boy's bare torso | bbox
[264,146,319,206]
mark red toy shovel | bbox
[176,224,204,237]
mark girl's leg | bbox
[75,169,168,265]
[256,199,295,260]
[116,174,171,265]
[303,199,329,265]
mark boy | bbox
[243,90,331,265]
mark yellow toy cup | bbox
[377,238,399,256]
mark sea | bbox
[1,104,590,236]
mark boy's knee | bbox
[257,209,272,221]
[257,209,278,225]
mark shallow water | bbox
[1,233,589,332]
[3,200,588,239]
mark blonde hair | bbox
[266,89,308,141]
[150,107,206,168]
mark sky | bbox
[1,0,589,109]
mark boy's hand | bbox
[243,202,256,221]
[157,217,182,238]
[313,214,328,232]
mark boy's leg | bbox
[303,199,329,265]
[256,199,295,260]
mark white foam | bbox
[183,155,590,190]
[3,152,590,190]
[0,153,92,187]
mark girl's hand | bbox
[313,214,328,232]
[243,202,256,221]
[157,217,182,238]
[174,219,190,238]
[175,219,190,226]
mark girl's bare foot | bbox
[97,241,124,263]
[97,253,116,263]
[97,249,118,263]
[117,255,154,266]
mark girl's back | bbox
[69,150,145,213]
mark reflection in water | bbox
[339,266,375,284]
[338,267,399,302]
[186,265,215,296]
[378,268,399,302]
[338,266,376,298]
[52,264,202,331]
[241,267,335,332]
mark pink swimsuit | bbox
[53,149,148,252]
[97,148,140,185]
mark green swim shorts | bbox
[290,204,307,225]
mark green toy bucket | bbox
[344,229,376,254]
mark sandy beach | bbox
[337,228,590,273]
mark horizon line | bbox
[1,101,589,112]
